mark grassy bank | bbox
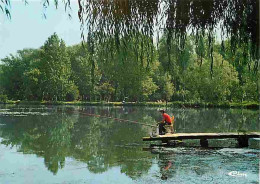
[0,100,259,109]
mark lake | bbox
[0,105,259,183]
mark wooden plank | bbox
[143,132,260,141]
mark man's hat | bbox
[159,109,165,113]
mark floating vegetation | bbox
[0,111,50,117]
[0,109,10,111]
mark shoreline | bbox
[0,101,259,109]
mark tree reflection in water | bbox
[0,105,258,179]
[0,106,155,177]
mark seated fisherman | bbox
[158,109,172,135]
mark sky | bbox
[0,0,81,59]
[0,1,223,60]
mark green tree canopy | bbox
[183,53,239,102]
[39,33,75,101]
[0,32,258,103]
[1,0,258,72]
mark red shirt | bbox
[162,113,172,123]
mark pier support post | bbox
[200,139,208,147]
[237,137,249,147]
[162,139,169,146]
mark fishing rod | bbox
[79,112,157,128]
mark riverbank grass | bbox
[0,100,258,109]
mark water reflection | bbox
[174,108,259,133]
[158,154,175,180]
[0,113,76,174]
[148,147,259,183]
[0,105,258,180]
[0,106,156,176]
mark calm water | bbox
[0,105,259,184]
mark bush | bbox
[0,95,8,103]
[65,84,79,101]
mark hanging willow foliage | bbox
[76,0,259,70]
[1,0,259,72]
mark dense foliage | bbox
[1,0,259,73]
[0,33,258,103]
[76,0,259,72]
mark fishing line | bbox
[79,112,157,128]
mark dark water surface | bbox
[0,105,259,184]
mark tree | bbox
[38,33,73,101]
[141,76,158,101]
[183,53,239,102]
[163,78,175,103]
[0,55,23,99]
[97,35,158,101]
[68,44,101,101]
[158,35,194,91]
[23,68,41,100]
[98,82,115,102]
[0,31,257,103]
[2,0,258,73]
[152,72,174,103]
[65,83,79,101]
[215,40,259,102]
[0,49,40,100]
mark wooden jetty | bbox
[143,132,260,147]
